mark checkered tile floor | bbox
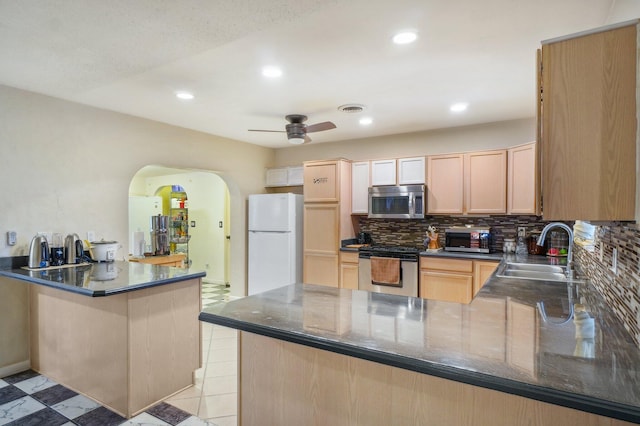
[201,283,230,309]
[0,283,233,426]
[0,370,217,425]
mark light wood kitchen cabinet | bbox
[303,159,353,287]
[507,142,539,215]
[371,159,397,186]
[303,160,350,202]
[464,149,507,214]
[421,257,499,304]
[472,260,499,296]
[427,154,464,214]
[427,150,506,215]
[398,156,425,185]
[351,161,370,214]
[339,251,359,289]
[420,257,474,304]
[540,21,637,221]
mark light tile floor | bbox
[0,283,238,426]
[166,283,238,426]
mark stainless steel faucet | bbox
[538,222,574,279]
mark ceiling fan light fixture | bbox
[288,136,306,145]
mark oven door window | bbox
[371,196,409,215]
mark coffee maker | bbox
[150,214,169,255]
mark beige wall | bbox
[274,117,536,166]
[0,85,274,291]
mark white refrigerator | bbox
[248,193,303,295]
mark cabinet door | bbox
[541,24,636,221]
[304,203,340,287]
[427,154,464,214]
[371,159,397,186]
[287,166,304,186]
[472,261,499,296]
[340,262,359,289]
[304,253,339,287]
[419,270,473,304]
[304,204,339,253]
[265,168,288,187]
[351,161,370,214]
[398,157,425,185]
[465,150,507,214]
[508,143,538,215]
[304,161,341,202]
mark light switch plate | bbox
[610,247,618,275]
[6,231,16,246]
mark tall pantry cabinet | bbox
[539,20,638,221]
[303,160,353,287]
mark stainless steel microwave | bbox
[368,185,425,219]
[444,226,492,253]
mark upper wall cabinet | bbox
[540,21,637,221]
[303,159,351,203]
[427,150,507,215]
[371,159,397,186]
[398,157,426,185]
[427,154,464,214]
[265,166,303,187]
[465,150,507,214]
[351,161,370,214]
[508,142,539,215]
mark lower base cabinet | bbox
[420,257,499,304]
[339,251,359,289]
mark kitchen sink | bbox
[496,261,582,283]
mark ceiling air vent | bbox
[338,104,366,113]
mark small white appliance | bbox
[248,193,303,295]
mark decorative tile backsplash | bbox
[357,216,640,348]
[573,223,640,347]
[357,215,550,252]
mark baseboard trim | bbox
[0,360,31,378]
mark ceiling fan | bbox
[249,114,336,144]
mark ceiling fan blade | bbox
[304,134,312,143]
[248,129,285,133]
[306,121,336,133]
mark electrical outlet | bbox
[517,227,526,238]
[610,247,618,275]
[87,231,96,242]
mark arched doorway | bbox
[128,166,231,291]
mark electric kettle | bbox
[64,233,84,264]
[28,235,50,268]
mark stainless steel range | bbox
[358,245,419,297]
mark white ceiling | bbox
[0,0,636,148]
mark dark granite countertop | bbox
[0,261,206,297]
[199,268,640,423]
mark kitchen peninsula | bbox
[0,261,205,418]
[200,269,640,425]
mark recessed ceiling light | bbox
[393,31,417,45]
[359,117,373,126]
[450,102,469,112]
[262,66,283,78]
[175,92,194,100]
